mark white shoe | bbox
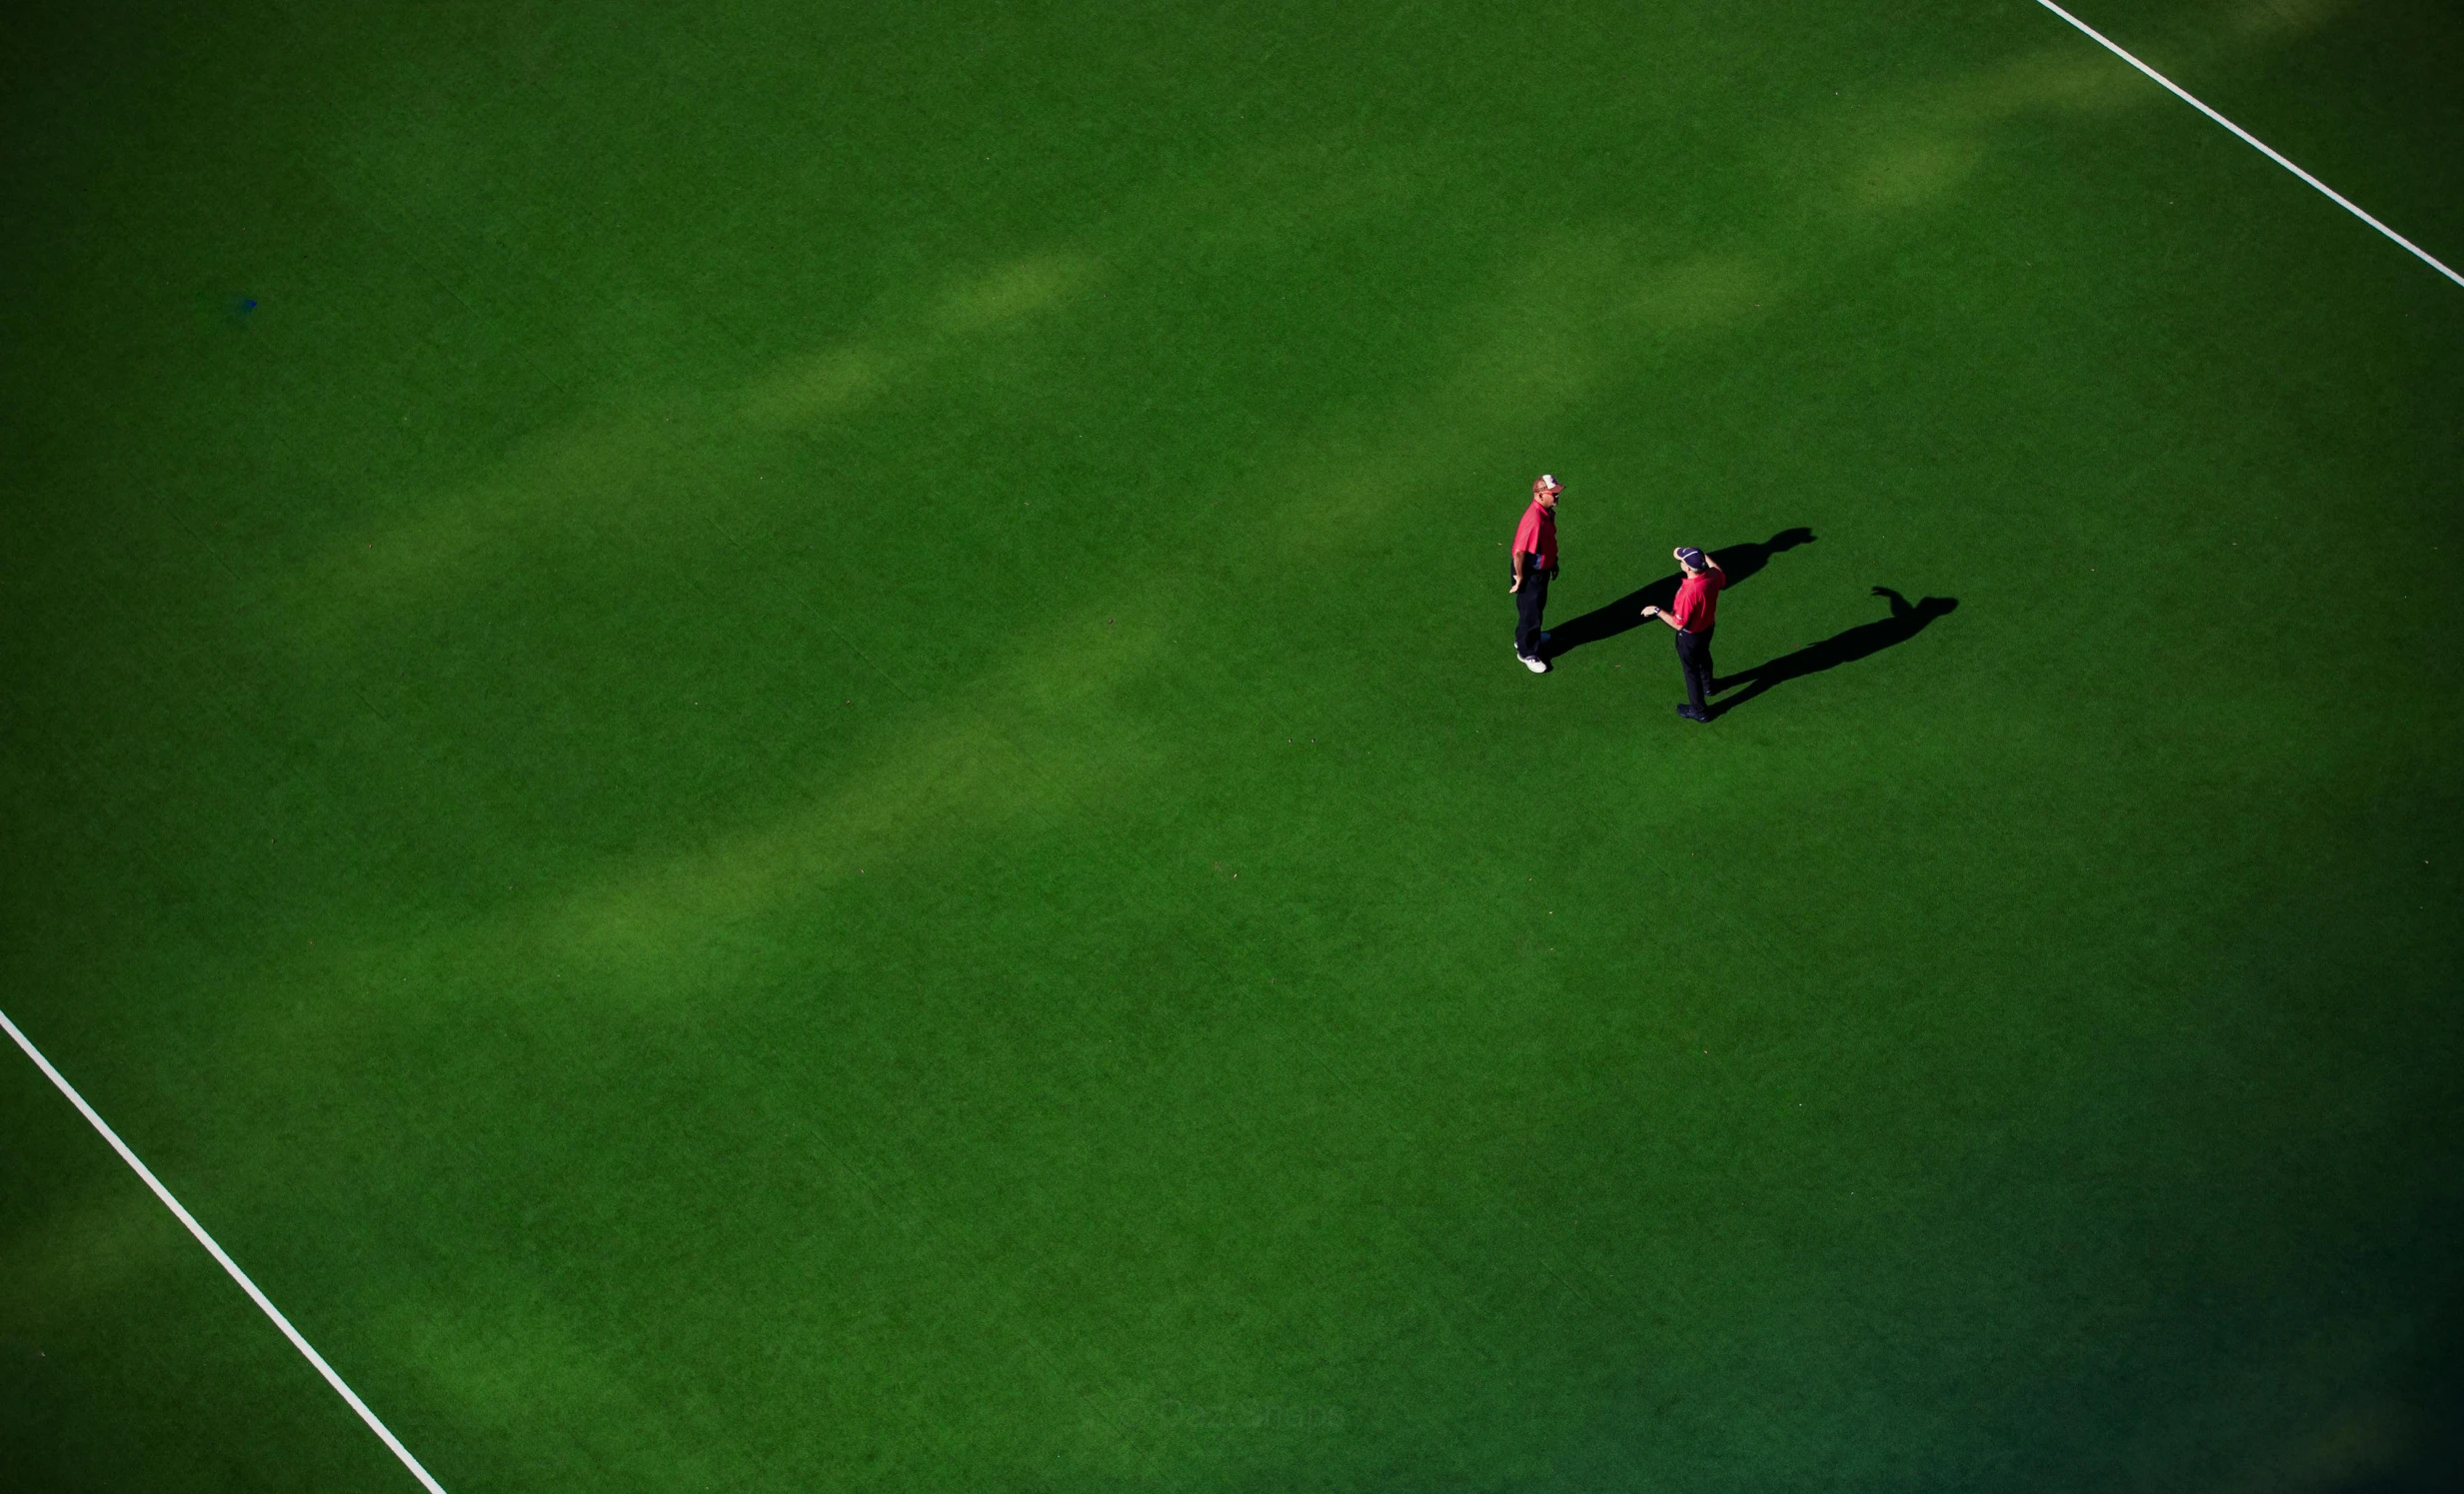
[1521,654,1548,674]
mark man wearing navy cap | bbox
[1508,475,1561,673]
[1642,545,1724,722]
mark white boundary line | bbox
[0,1006,449,1494]
[2032,0,2464,290]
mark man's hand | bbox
[1509,577,1522,593]
[1641,605,1659,619]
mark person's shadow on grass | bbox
[1710,587,1958,717]
[1543,527,1815,659]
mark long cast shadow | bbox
[1543,527,1815,658]
[1710,588,1958,717]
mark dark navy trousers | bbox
[1674,627,1715,713]
[1514,564,1551,659]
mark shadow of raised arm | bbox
[1712,587,1957,716]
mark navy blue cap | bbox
[1676,547,1707,571]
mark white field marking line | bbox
[0,1007,449,1494]
[2032,0,2464,290]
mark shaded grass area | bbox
[4,0,2462,1489]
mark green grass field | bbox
[5,0,2461,1488]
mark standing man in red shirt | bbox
[1508,475,1561,673]
[1642,545,1724,722]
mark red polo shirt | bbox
[1512,501,1557,568]
[1671,569,1723,632]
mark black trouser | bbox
[1514,563,1551,658]
[1674,627,1715,713]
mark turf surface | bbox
[4,0,2461,1488]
